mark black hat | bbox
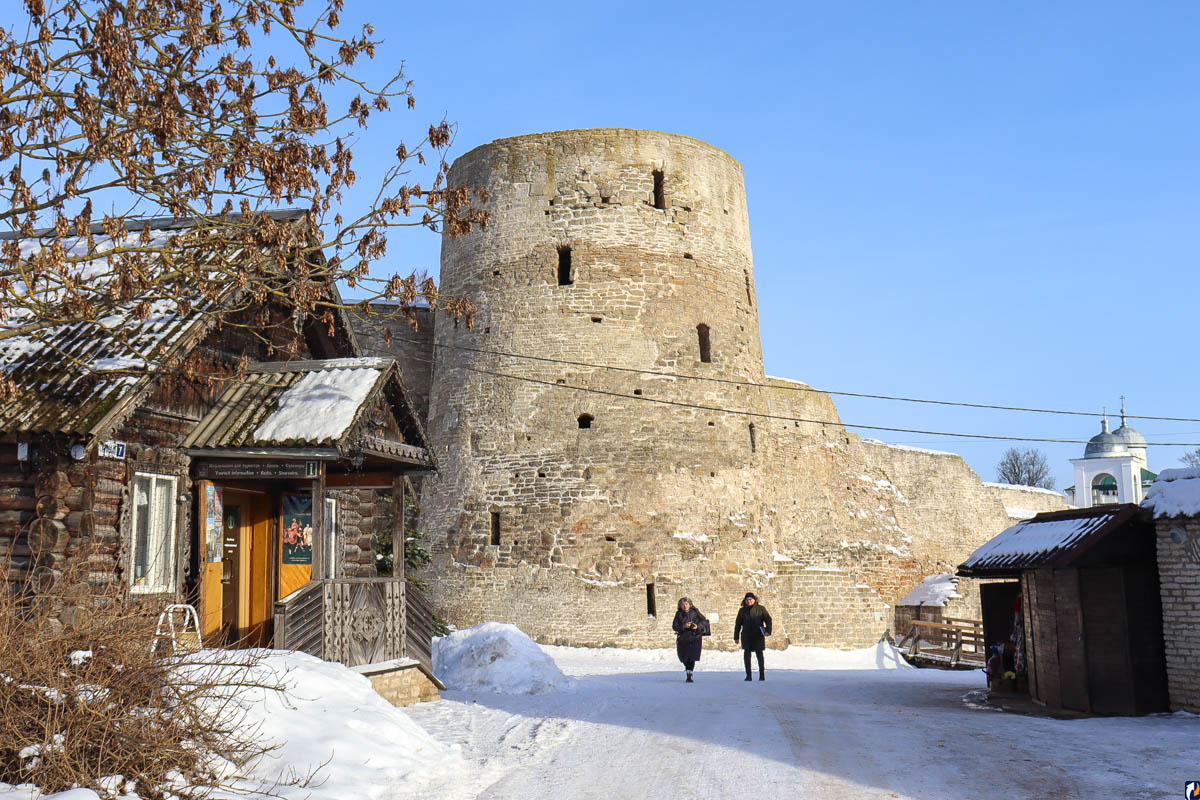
[743,592,758,602]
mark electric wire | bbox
[377,329,1200,427]
[387,345,1200,446]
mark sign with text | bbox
[99,440,126,459]
[194,460,319,480]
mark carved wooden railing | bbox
[404,581,435,674]
[274,577,407,668]
[274,579,324,658]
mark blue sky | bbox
[13,2,1197,490]
[342,1,1200,491]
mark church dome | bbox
[1112,408,1147,450]
[1084,417,1130,457]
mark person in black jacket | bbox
[733,591,772,681]
[672,597,711,682]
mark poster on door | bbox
[281,494,313,565]
[204,484,223,563]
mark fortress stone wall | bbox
[366,129,1066,649]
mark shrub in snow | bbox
[434,622,574,694]
[0,557,306,799]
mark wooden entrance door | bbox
[220,504,242,641]
[199,488,275,647]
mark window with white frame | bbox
[130,472,178,593]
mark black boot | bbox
[686,670,694,683]
[744,674,752,681]
[759,672,765,681]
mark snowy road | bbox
[404,643,1198,800]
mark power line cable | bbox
[438,359,1200,447]
[376,329,1200,425]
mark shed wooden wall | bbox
[1023,566,1167,715]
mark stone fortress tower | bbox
[412,129,1065,649]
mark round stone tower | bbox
[415,131,1063,650]
[420,129,781,644]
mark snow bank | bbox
[0,788,99,800]
[2,650,460,800]
[1142,467,1200,517]
[434,622,575,694]
[539,640,914,675]
[189,650,459,798]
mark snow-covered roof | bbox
[0,212,305,436]
[896,574,961,607]
[183,358,428,456]
[254,367,381,444]
[1142,468,1200,518]
[958,504,1143,576]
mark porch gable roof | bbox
[182,357,431,463]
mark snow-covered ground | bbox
[6,629,1197,800]
[407,633,1199,800]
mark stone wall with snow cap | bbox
[1144,468,1200,712]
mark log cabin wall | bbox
[330,488,383,580]
[1,303,350,615]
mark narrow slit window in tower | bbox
[652,170,666,209]
[577,413,594,429]
[557,246,573,286]
[749,423,757,453]
[646,584,657,617]
[697,323,711,363]
[744,271,753,305]
[490,511,501,546]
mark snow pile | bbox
[1142,467,1200,517]
[434,623,575,694]
[189,650,459,798]
[1004,506,1038,520]
[1,651,460,800]
[253,367,381,444]
[896,574,961,607]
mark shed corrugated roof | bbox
[182,358,394,450]
[958,504,1141,576]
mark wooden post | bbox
[393,472,406,659]
[392,473,405,577]
[311,463,327,581]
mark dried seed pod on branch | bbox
[0,0,489,400]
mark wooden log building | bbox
[958,504,1169,715]
[0,215,442,703]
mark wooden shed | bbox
[958,504,1169,715]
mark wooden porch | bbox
[274,576,435,674]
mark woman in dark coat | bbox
[733,591,772,681]
[672,597,710,682]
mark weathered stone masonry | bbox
[374,129,1065,649]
